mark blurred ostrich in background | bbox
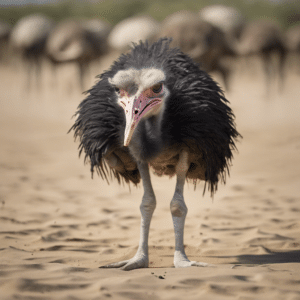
[46,19,111,91]
[10,14,54,92]
[3,5,296,96]
[286,24,300,52]
[0,20,11,63]
[108,15,161,51]
[237,19,287,94]
[286,24,300,74]
[158,11,236,90]
[199,5,246,41]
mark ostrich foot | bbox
[175,260,210,268]
[174,251,211,268]
[100,255,148,271]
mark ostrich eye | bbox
[114,86,120,94]
[152,83,163,94]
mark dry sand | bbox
[0,57,300,300]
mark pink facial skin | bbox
[118,85,164,146]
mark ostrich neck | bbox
[128,112,164,162]
[145,114,163,140]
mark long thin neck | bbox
[145,114,162,139]
[129,110,165,162]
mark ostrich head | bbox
[109,66,170,146]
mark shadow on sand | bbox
[214,249,300,265]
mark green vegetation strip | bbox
[0,0,299,29]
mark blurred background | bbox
[1,0,299,28]
[0,0,299,95]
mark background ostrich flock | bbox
[0,4,299,95]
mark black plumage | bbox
[71,38,240,195]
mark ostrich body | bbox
[0,20,11,62]
[71,39,240,270]
[108,16,160,51]
[10,14,54,90]
[237,20,287,92]
[81,19,111,53]
[10,14,54,55]
[0,21,10,40]
[46,19,111,90]
[199,5,246,40]
[286,24,300,73]
[158,11,236,90]
[286,24,300,52]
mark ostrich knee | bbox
[170,199,187,218]
[140,196,156,216]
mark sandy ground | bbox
[0,56,300,300]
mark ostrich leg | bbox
[171,150,209,268]
[262,53,273,97]
[24,58,32,94]
[278,48,286,93]
[100,161,156,270]
[34,58,42,93]
[78,62,86,91]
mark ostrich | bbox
[10,14,54,91]
[82,18,111,51]
[199,5,246,41]
[108,15,160,51]
[81,18,112,77]
[0,20,11,63]
[237,19,287,93]
[46,19,111,91]
[70,38,240,270]
[286,24,300,74]
[158,11,236,90]
[286,24,300,52]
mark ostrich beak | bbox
[122,93,163,146]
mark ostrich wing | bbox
[70,77,140,185]
[161,50,240,194]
